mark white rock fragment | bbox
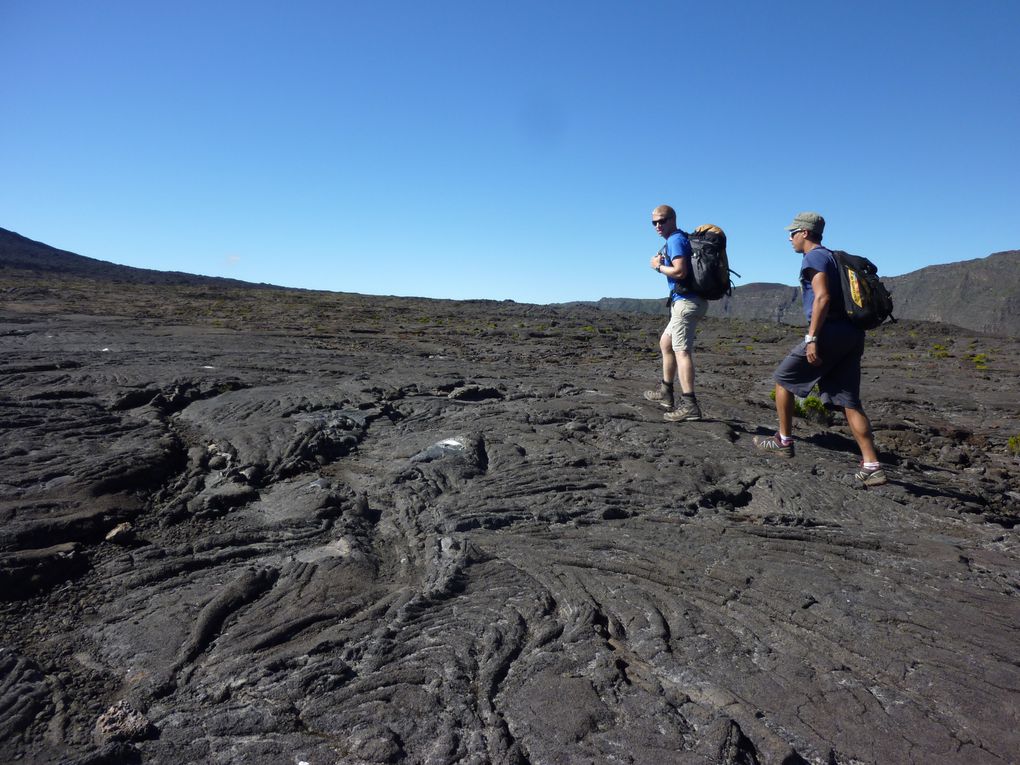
[94,700,155,744]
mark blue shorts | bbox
[773,322,866,410]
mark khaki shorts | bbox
[665,296,708,352]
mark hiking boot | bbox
[643,382,674,409]
[854,466,888,487]
[752,433,794,458]
[664,397,701,422]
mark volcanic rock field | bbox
[1,280,1018,764]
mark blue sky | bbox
[2,1,1018,304]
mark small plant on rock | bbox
[1008,435,1020,457]
[769,387,830,425]
[799,395,831,425]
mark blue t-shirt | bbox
[800,245,848,323]
[661,230,694,302]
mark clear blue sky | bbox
[2,1,1018,304]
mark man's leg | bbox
[752,382,798,456]
[775,383,795,439]
[675,349,694,394]
[660,332,677,384]
[644,332,676,408]
[844,406,879,464]
[816,330,887,483]
[662,298,708,422]
[670,298,706,396]
[663,335,702,421]
[763,339,826,446]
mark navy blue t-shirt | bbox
[800,246,848,324]
[661,230,694,302]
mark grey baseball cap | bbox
[785,211,825,234]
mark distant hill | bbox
[562,284,805,324]
[0,227,279,290]
[563,286,803,324]
[569,250,1020,337]
[881,251,1020,336]
[3,226,1017,336]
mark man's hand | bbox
[806,342,821,366]
[650,253,664,270]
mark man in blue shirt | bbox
[753,212,888,486]
[643,204,709,421]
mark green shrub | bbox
[799,395,830,425]
[769,388,829,424]
[1008,435,1020,457]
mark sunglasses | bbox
[652,218,670,226]
[788,229,804,240]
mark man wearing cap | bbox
[752,212,887,486]
[643,204,709,422]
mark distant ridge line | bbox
[0,226,282,290]
[2,226,1018,336]
[561,250,1020,337]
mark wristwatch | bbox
[804,334,818,343]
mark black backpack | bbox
[829,249,895,330]
[671,225,740,301]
